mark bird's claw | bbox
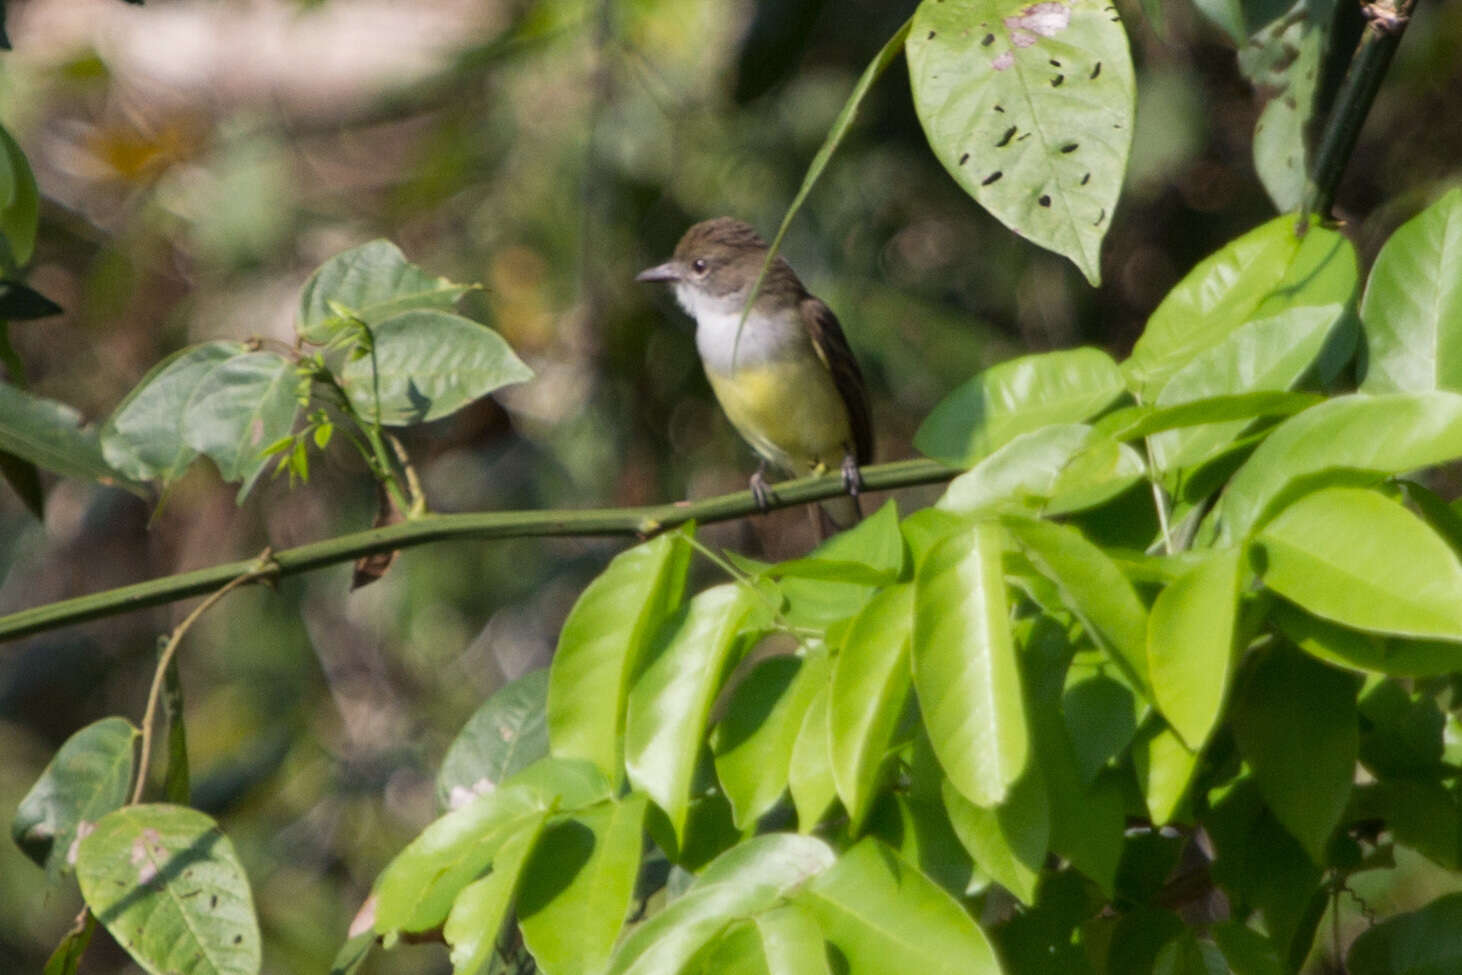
[750,465,773,513]
[841,452,864,497]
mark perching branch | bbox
[0,458,958,643]
[1303,0,1419,221]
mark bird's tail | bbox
[811,492,862,540]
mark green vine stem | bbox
[1303,0,1420,222]
[0,458,958,643]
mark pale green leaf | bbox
[1148,548,1241,749]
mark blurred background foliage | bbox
[0,0,1459,970]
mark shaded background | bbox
[0,0,1459,970]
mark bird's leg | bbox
[840,450,864,498]
[749,459,774,513]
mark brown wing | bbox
[800,296,873,466]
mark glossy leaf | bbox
[1094,391,1322,441]
[797,839,1001,975]
[942,765,1047,905]
[789,682,840,831]
[713,651,826,829]
[1274,603,1462,677]
[442,818,544,975]
[1126,216,1357,401]
[829,584,914,829]
[1230,647,1357,863]
[907,0,1135,284]
[1148,547,1241,749]
[502,755,612,811]
[937,423,1142,517]
[548,529,691,782]
[1361,189,1462,394]
[1347,891,1462,975]
[341,309,532,426]
[914,523,1027,807]
[1004,515,1149,695]
[1213,391,1462,542]
[914,347,1126,467]
[180,350,301,500]
[12,716,138,876]
[1148,305,1343,473]
[624,584,756,842]
[371,784,546,938]
[1132,719,1200,826]
[101,341,250,483]
[518,795,648,975]
[1256,487,1462,640]
[75,804,260,975]
[0,383,136,491]
[438,669,550,811]
[690,905,831,975]
[297,239,472,343]
[774,500,905,585]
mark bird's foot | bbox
[841,452,864,497]
[750,464,774,513]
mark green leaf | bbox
[438,669,550,811]
[1247,3,1329,212]
[942,764,1048,905]
[1347,891,1462,975]
[1148,547,1241,749]
[340,310,532,427]
[43,913,95,975]
[1210,922,1284,975]
[0,446,42,518]
[914,347,1126,467]
[1213,391,1462,542]
[1062,665,1138,784]
[773,500,906,585]
[1230,647,1357,862]
[697,832,839,889]
[102,341,251,483]
[914,523,1027,807]
[297,239,472,343]
[12,716,138,877]
[1131,718,1200,826]
[180,350,301,501]
[829,584,914,829]
[906,0,1135,284]
[75,804,260,975]
[1004,515,1149,695]
[1093,391,1323,441]
[0,383,137,491]
[1256,486,1462,640]
[937,423,1142,517]
[1126,216,1357,401]
[1148,305,1344,473]
[328,931,374,975]
[789,681,840,832]
[502,755,612,811]
[714,649,827,829]
[0,124,39,265]
[442,818,545,975]
[1153,930,1228,975]
[0,279,63,319]
[548,529,691,784]
[1360,188,1462,393]
[517,794,648,975]
[624,584,757,843]
[690,905,831,975]
[797,839,1001,975]
[371,783,547,938]
[1273,602,1462,677]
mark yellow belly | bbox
[705,358,852,475]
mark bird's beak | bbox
[636,262,680,283]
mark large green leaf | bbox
[1361,189,1462,394]
[942,765,1048,905]
[713,651,826,829]
[773,500,906,586]
[1274,603,1462,677]
[1126,216,1357,401]
[548,529,691,783]
[624,584,757,843]
[518,795,648,975]
[297,239,473,343]
[914,347,1126,467]
[371,784,547,938]
[1212,392,1462,542]
[1230,647,1357,863]
[12,716,137,877]
[1148,547,1241,749]
[789,681,840,832]
[180,350,301,500]
[1348,891,1462,975]
[689,905,831,975]
[75,804,260,975]
[906,0,1135,284]
[829,584,914,829]
[341,309,532,427]
[937,423,1143,517]
[1256,487,1462,640]
[438,669,550,811]
[101,342,248,483]
[442,818,545,975]
[913,523,1027,807]
[797,839,1002,975]
[1148,305,1343,473]
[0,382,137,491]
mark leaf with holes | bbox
[907,0,1135,285]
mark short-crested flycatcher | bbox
[637,217,872,529]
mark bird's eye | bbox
[691,258,708,274]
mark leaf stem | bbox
[0,459,958,642]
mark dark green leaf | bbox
[0,383,138,491]
[0,124,39,265]
[942,763,1047,905]
[43,913,95,975]
[0,279,62,319]
[1348,891,1462,975]
[438,669,550,811]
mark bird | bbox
[636,217,872,532]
